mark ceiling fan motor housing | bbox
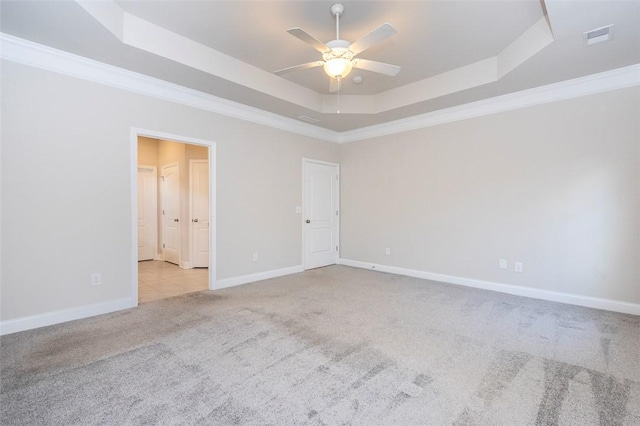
[323,40,353,61]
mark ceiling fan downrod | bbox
[331,3,344,40]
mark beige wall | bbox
[1,58,638,327]
[137,136,159,166]
[1,60,339,321]
[340,87,640,304]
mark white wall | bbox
[0,60,339,322]
[340,87,640,305]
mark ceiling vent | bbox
[297,115,321,124]
[584,25,614,46]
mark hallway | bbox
[138,261,208,303]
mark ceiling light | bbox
[324,58,353,79]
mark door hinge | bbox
[336,210,339,216]
[162,243,165,248]
[161,176,165,181]
[336,175,339,181]
[162,210,165,215]
[336,245,339,252]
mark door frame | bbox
[189,159,209,268]
[302,158,340,270]
[137,165,158,261]
[160,162,180,265]
[130,128,216,306]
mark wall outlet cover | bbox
[91,272,102,286]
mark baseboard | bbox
[0,297,136,336]
[215,265,304,290]
[339,258,640,316]
[179,261,192,269]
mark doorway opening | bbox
[132,130,216,304]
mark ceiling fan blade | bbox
[287,28,331,53]
[349,23,397,56]
[329,78,341,93]
[352,58,401,76]
[274,61,325,75]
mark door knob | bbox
[174,218,179,222]
[192,218,199,223]
[306,220,311,223]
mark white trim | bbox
[215,265,304,290]
[179,261,192,270]
[0,33,338,143]
[208,144,217,289]
[2,33,638,144]
[339,259,640,316]
[0,297,135,336]
[130,132,140,305]
[338,64,640,143]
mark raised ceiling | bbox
[2,1,639,132]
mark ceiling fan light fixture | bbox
[324,58,353,79]
[276,3,400,92]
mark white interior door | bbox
[161,164,180,265]
[137,167,157,261]
[304,160,339,270]
[190,160,209,268]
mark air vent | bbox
[584,25,614,46]
[297,115,321,124]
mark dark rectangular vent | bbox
[585,25,613,46]
[297,115,321,123]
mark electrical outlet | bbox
[385,247,391,255]
[252,253,259,262]
[515,262,523,273]
[91,272,102,286]
[499,259,507,270]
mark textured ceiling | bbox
[1,1,639,132]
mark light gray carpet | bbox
[1,265,639,425]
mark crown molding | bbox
[338,63,640,143]
[0,33,340,143]
[2,33,638,144]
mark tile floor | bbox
[138,260,209,303]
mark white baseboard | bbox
[215,265,304,290]
[339,258,640,316]
[0,297,136,336]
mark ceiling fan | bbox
[274,3,401,93]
